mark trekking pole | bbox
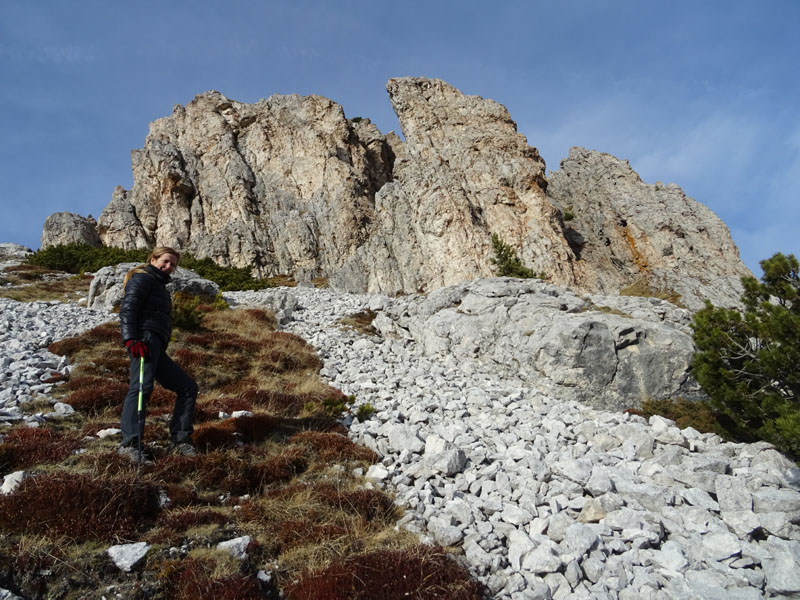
[137,356,145,476]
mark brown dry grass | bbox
[0,428,82,471]
[338,310,378,336]
[283,545,484,600]
[157,554,272,600]
[620,277,685,307]
[0,267,93,302]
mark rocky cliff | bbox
[96,91,393,281]
[45,77,751,308]
[330,78,578,294]
[546,147,752,309]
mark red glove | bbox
[125,340,149,358]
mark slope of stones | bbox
[230,283,800,599]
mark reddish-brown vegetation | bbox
[290,431,378,463]
[240,389,307,416]
[47,323,121,359]
[0,473,161,541]
[273,518,348,551]
[310,485,397,523]
[147,507,230,544]
[0,428,82,471]
[159,558,274,600]
[193,422,238,452]
[283,546,484,600]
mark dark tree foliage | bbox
[691,252,800,456]
[26,243,275,291]
[490,233,541,279]
[27,243,148,273]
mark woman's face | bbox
[151,253,179,274]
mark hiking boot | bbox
[169,441,198,457]
[116,444,153,464]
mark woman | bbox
[118,246,198,458]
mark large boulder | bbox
[95,187,150,250]
[87,263,220,311]
[41,212,101,249]
[0,243,32,267]
[372,277,703,410]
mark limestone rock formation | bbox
[77,77,751,308]
[97,91,393,282]
[371,278,703,410]
[331,77,579,294]
[0,243,32,266]
[41,212,101,249]
[547,148,752,309]
[95,187,150,249]
[87,263,220,311]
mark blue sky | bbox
[1,1,798,275]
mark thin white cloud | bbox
[640,115,756,178]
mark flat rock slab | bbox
[107,542,150,572]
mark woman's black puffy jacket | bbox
[119,265,173,345]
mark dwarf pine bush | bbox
[489,233,544,279]
[27,243,148,273]
[691,252,800,457]
[27,243,277,291]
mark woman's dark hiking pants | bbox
[120,333,197,447]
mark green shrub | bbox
[562,207,575,222]
[489,234,544,279]
[27,243,148,273]
[691,252,800,457]
[172,291,229,332]
[355,403,376,422]
[179,256,275,292]
[27,244,277,291]
[633,397,729,437]
[172,292,205,331]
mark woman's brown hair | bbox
[122,246,181,289]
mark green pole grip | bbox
[138,356,144,412]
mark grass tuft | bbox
[290,431,378,463]
[283,545,484,600]
[338,310,378,336]
[0,472,161,541]
[620,277,685,307]
[0,428,82,471]
[159,556,274,600]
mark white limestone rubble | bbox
[0,297,111,420]
[228,285,800,600]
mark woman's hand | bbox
[125,340,149,358]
